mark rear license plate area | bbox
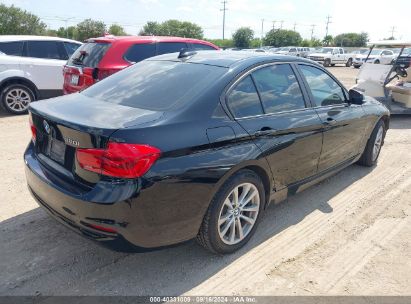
[70,74,79,85]
[45,137,66,165]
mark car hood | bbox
[29,93,164,131]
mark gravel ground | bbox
[0,67,410,296]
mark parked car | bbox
[298,47,311,58]
[25,51,389,254]
[394,48,411,69]
[0,36,81,114]
[63,36,219,94]
[275,46,300,56]
[308,47,354,67]
[352,48,396,68]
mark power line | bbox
[325,15,332,37]
[220,1,228,40]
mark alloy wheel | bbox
[4,88,32,113]
[218,183,260,245]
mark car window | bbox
[157,42,188,55]
[339,48,344,54]
[26,41,63,60]
[82,60,226,111]
[227,75,263,118]
[290,48,296,52]
[124,43,156,63]
[67,42,111,67]
[0,41,24,56]
[252,64,306,113]
[64,42,81,57]
[299,65,346,107]
[192,43,216,51]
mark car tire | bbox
[374,59,380,64]
[323,59,331,67]
[354,65,360,69]
[197,169,265,254]
[1,83,35,115]
[357,120,386,167]
[346,58,353,67]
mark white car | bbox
[352,49,396,68]
[0,36,81,114]
[275,46,300,56]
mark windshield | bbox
[370,49,382,55]
[82,60,227,111]
[403,48,411,55]
[320,48,334,54]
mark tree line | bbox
[0,3,369,48]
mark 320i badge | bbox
[24,50,389,254]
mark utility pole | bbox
[56,17,75,38]
[280,20,284,30]
[310,24,316,40]
[272,20,277,30]
[293,23,297,31]
[221,1,228,40]
[390,26,396,39]
[260,19,264,48]
[325,15,332,37]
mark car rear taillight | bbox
[76,142,161,178]
[97,68,118,80]
[29,113,36,143]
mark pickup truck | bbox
[308,47,353,67]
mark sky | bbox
[1,0,410,41]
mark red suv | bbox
[63,36,219,94]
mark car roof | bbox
[147,50,314,68]
[0,35,81,44]
[88,35,216,46]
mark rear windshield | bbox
[67,42,110,67]
[82,60,226,111]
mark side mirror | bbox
[348,89,364,105]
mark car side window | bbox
[252,64,306,114]
[26,41,62,60]
[64,42,81,57]
[339,48,344,54]
[124,43,156,63]
[227,75,264,118]
[290,48,296,52]
[0,41,24,56]
[192,43,216,51]
[299,64,346,107]
[157,42,188,55]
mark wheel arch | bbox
[0,77,39,100]
[211,160,273,210]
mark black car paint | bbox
[25,52,390,250]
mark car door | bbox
[297,63,367,172]
[226,63,323,190]
[381,50,394,64]
[23,40,67,92]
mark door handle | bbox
[254,128,276,137]
[323,117,337,126]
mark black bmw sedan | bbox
[25,51,389,254]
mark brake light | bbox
[29,113,36,143]
[76,142,161,178]
[97,68,118,80]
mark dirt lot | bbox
[0,67,410,296]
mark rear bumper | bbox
[24,143,206,251]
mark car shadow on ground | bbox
[0,163,375,296]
